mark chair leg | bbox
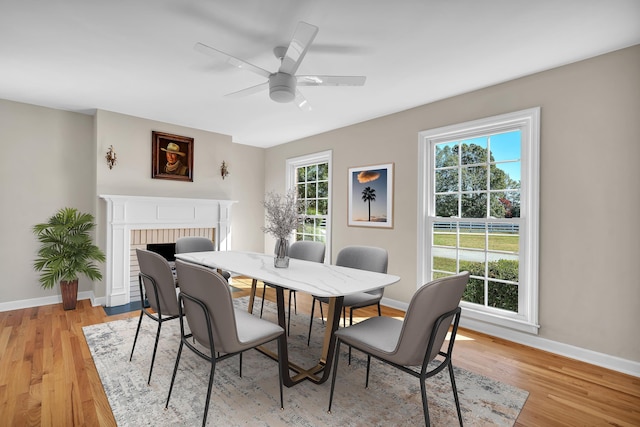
[147,320,163,384]
[420,378,431,427]
[287,290,292,336]
[293,290,297,314]
[307,299,328,345]
[165,340,184,410]
[307,298,316,346]
[448,362,464,426]
[327,340,343,414]
[346,304,381,365]
[201,356,216,427]
[348,308,354,365]
[129,311,144,362]
[365,354,371,388]
[277,335,285,410]
[260,283,267,318]
[239,352,243,377]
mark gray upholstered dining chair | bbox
[327,271,470,426]
[175,236,231,282]
[307,245,388,348]
[130,249,181,385]
[260,240,326,334]
[167,259,286,427]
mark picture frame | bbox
[348,162,394,228]
[151,131,194,182]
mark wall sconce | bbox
[220,160,229,179]
[105,145,117,169]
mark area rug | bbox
[83,297,528,426]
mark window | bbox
[418,109,540,334]
[286,150,332,260]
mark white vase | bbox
[274,238,290,268]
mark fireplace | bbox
[129,229,213,301]
[145,243,177,262]
[100,195,235,307]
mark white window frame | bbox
[286,150,332,262]
[418,108,540,334]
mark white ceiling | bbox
[1,1,639,148]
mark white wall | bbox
[265,45,640,364]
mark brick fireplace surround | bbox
[100,195,235,307]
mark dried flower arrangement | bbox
[262,190,302,239]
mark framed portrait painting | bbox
[348,163,394,228]
[151,131,194,181]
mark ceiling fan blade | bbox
[297,75,366,86]
[279,22,318,75]
[295,90,312,111]
[225,81,269,98]
[194,42,271,78]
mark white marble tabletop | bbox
[174,250,400,298]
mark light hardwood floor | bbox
[1,278,638,426]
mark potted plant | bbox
[32,207,105,310]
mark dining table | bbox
[173,250,400,387]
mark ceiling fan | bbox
[194,21,366,110]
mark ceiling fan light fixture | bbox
[196,21,365,107]
[269,72,296,103]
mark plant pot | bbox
[60,279,78,310]
[274,238,290,268]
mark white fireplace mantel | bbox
[100,195,236,307]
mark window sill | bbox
[460,304,540,335]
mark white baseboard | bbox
[381,296,639,378]
[92,295,107,307]
[381,296,409,312]
[0,291,101,312]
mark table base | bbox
[249,279,344,386]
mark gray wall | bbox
[1,100,96,303]
[92,109,266,299]
[265,45,640,363]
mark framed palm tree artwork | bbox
[348,163,394,228]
